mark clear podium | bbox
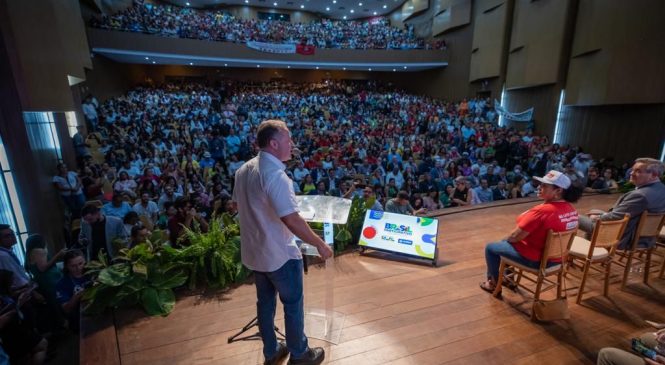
[294,195,351,345]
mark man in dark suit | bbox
[579,158,665,249]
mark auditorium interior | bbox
[0,0,664,364]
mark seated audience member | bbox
[309,181,329,196]
[80,204,127,261]
[158,185,182,210]
[362,186,383,211]
[603,168,620,193]
[450,177,472,207]
[521,178,539,197]
[122,211,140,237]
[102,192,133,219]
[473,178,494,204]
[0,270,48,365]
[385,191,426,215]
[480,171,583,294]
[422,188,442,211]
[157,202,177,230]
[168,197,209,247]
[492,181,509,201]
[129,226,151,249]
[579,158,665,250]
[596,330,664,365]
[510,175,525,199]
[584,167,608,193]
[439,184,454,208]
[113,171,137,199]
[55,250,91,333]
[133,192,159,225]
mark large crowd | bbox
[69,80,629,235]
[89,0,446,50]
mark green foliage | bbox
[83,238,188,317]
[333,196,368,253]
[84,215,247,317]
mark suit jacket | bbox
[600,180,665,249]
[79,215,127,261]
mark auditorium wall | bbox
[556,104,665,165]
[224,6,319,23]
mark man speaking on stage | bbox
[233,119,333,365]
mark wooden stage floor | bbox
[108,194,665,365]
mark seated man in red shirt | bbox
[479,171,583,295]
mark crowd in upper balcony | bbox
[89,0,446,50]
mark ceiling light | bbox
[245,0,249,3]
[152,61,156,64]
[273,2,277,5]
[257,65,261,67]
[350,9,354,13]
[343,67,346,70]
[300,4,304,8]
[383,4,387,8]
[373,11,377,15]
[224,63,228,66]
[287,65,291,68]
[316,66,319,69]
[145,57,149,60]
[189,62,193,65]
[368,68,372,71]
[343,15,347,19]
[185,2,190,6]
[326,6,330,11]
[403,66,408,69]
[392,68,396,72]
[358,2,363,5]
[333,0,336,3]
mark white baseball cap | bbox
[533,170,571,189]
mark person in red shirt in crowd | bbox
[479,170,583,295]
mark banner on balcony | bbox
[246,41,296,54]
[494,99,534,122]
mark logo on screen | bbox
[381,235,395,242]
[362,226,377,239]
[369,210,384,220]
[384,223,413,236]
[398,239,413,245]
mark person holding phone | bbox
[55,250,91,333]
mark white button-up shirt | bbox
[233,151,302,272]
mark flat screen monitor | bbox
[358,210,438,261]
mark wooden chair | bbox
[613,212,665,289]
[493,228,577,321]
[567,216,629,304]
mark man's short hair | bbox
[397,191,410,200]
[635,158,664,176]
[256,120,287,148]
[174,196,190,210]
[81,204,100,217]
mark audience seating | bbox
[493,228,577,321]
[567,215,629,303]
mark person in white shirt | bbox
[133,193,159,225]
[232,120,332,365]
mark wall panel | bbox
[469,0,510,81]
[505,0,572,89]
[432,0,472,36]
[565,0,665,105]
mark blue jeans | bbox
[485,240,548,281]
[254,259,308,360]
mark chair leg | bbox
[493,261,506,298]
[643,249,652,284]
[621,251,634,290]
[604,261,612,297]
[576,260,591,304]
[531,274,545,321]
[557,271,563,298]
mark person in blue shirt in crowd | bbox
[55,250,91,333]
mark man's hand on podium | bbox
[316,243,334,260]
